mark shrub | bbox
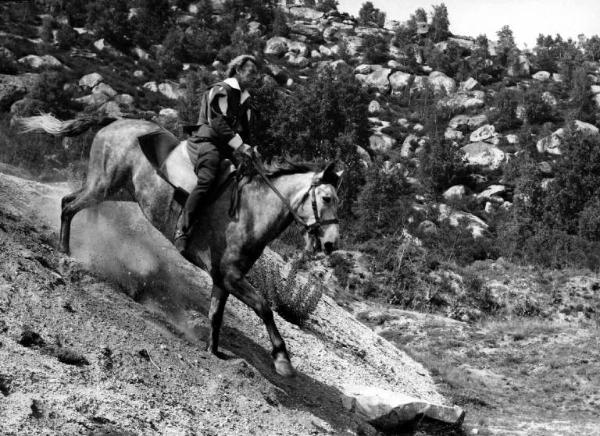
[362,34,389,64]
[417,137,469,196]
[357,1,385,27]
[578,198,600,241]
[86,0,132,50]
[523,85,555,125]
[316,0,338,12]
[249,255,323,325]
[56,23,79,49]
[491,87,522,131]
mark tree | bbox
[132,0,172,49]
[86,0,132,50]
[430,3,450,42]
[316,0,338,12]
[362,33,390,64]
[584,35,600,61]
[496,25,517,68]
[358,1,386,28]
[569,66,595,123]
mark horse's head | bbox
[298,162,343,255]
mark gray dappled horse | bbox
[19,115,342,377]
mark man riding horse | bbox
[175,54,260,255]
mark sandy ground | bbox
[0,171,445,435]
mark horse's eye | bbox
[322,196,332,203]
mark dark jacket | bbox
[187,78,252,163]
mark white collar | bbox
[223,77,241,90]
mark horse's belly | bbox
[161,141,196,193]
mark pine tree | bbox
[430,3,450,42]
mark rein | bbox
[249,156,339,237]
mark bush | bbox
[491,87,522,131]
[249,255,323,325]
[362,34,389,64]
[56,23,79,49]
[417,137,469,195]
[523,85,555,125]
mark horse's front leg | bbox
[206,283,229,356]
[223,267,295,377]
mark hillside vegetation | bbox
[1,0,600,434]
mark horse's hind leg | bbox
[206,283,230,356]
[59,185,105,254]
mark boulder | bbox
[355,68,391,93]
[461,142,506,170]
[469,124,497,143]
[460,77,480,91]
[0,74,28,110]
[438,91,485,111]
[542,91,558,107]
[132,47,149,60]
[341,35,363,56]
[369,133,396,152]
[428,71,456,95]
[158,82,183,100]
[354,64,379,75]
[448,114,488,131]
[310,49,321,59]
[74,93,110,108]
[287,6,324,21]
[413,123,424,133]
[99,101,123,118]
[143,81,158,92]
[552,73,563,82]
[318,45,332,57]
[505,134,519,145]
[444,128,463,141]
[79,72,103,89]
[368,100,381,114]
[443,185,467,201]
[477,185,506,201]
[418,220,438,236]
[356,145,372,165]
[248,21,262,36]
[159,108,179,120]
[400,134,419,158]
[289,22,323,42]
[288,41,309,57]
[264,37,290,56]
[536,120,600,155]
[328,59,351,73]
[114,93,135,107]
[133,70,145,78]
[532,70,551,81]
[389,71,411,94]
[18,54,62,69]
[341,385,465,429]
[397,118,410,129]
[284,52,310,68]
[437,203,488,238]
[92,82,117,97]
[591,85,600,95]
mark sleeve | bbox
[207,86,243,149]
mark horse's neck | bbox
[244,172,313,244]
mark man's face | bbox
[237,61,260,89]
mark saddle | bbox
[137,129,236,207]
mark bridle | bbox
[250,157,339,242]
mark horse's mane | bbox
[258,156,322,178]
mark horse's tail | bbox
[16,113,116,137]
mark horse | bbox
[18,114,342,377]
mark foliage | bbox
[491,87,522,131]
[217,21,265,63]
[353,160,411,241]
[316,0,338,12]
[249,255,323,325]
[131,0,173,49]
[176,69,215,127]
[430,3,450,43]
[496,25,518,69]
[583,35,600,62]
[523,84,555,125]
[417,137,469,196]
[271,7,290,37]
[40,16,54,44]
[568,66,595,124]
[86,0,132,50]
[357,1,385,28]
[56,23,79,49]
[362,33,389,64]
[156,27,185,79]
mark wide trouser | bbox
[180,140,220,233]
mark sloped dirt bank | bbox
[0,171,445,435]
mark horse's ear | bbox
[335,170,344,189]
[320,161,340,187]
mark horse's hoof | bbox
[274,356,295,377]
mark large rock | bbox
[369,133,396,152]
[461,142,506,170]
[532,70,551,81]
[0,75,27,110]
[443,185,467,201]
[459,77,480,91]
[18,54,63,69]
[264,37,290,56]
[436,204,488,238]
[79,72,103,89]
[158,82,183,100]
[448,114,488,131]
[318,45,333,57]
[444,128,463,141]
[74,93,110,108]
[469,124,498,143]
[355,68,391,93]
[284,52,310,68]
[287,6,324,21]
[368,100,381,114]
[389,71,411,94]
[438,91,485,111]
[289,22,323,42]
[536,120,600,155]
[428,71,456,95]
[477,185,507,202]
[400,134,419,158]
[354,64,381,75]
[542,91,558,107]
[341,385,465,429]
[92,82,117,97]
[288,41,309,57]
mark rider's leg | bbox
[175,142,220,253]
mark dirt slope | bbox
[0,171,443,435]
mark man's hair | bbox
[226,54,258,78]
